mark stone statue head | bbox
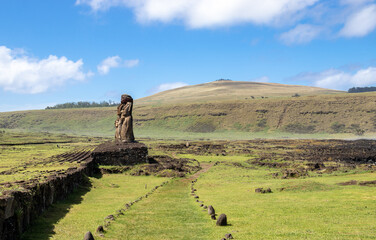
[121,94,133,104]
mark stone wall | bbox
[0,141,148,239]
[0,159,96,240]
[91,142,148,166]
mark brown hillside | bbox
[137,80,343,105]
[134,92,376,134]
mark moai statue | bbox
[115,94,135,143]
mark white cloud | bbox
[98,56,121,74]
[0,46,88,94]
[149,82,188,94]
[76,0,319,28]
[251,76,270,82]
[280,24,323,44]
[97,56,139,75]
[340,4,376,37]
[124,59,139,68]
[292,67,376,90]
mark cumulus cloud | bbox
[291,67,376,90]
[97,56,139,75]
[340,4,376,37]
[76,0,319,28]
[0,46,89,94]
[149,82,188,94]
[76,0,376,41]
[280,24,323,44]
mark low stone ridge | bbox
[130,155,201,177]
[91,141,148,166]
[0,156,96,240]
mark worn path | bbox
[104,163,215,240]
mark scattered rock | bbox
[255,187,272,194]
[96,225,104,233]
[211,214,216,220]
[225,233,233,239]
[208,205,215,215]
[83,231,95,240]
[216,214,227,226]
[105,215,115,221]
[359,180,376,186]
[203,205,207,209]
[337,180,358,186]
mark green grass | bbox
[194,163,376,239]
[3,133,376,239]
[0,131,106,193]
[21,174,167,240]
[2,90,376,140]
[104,179,216,240]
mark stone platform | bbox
[91,141,148,166]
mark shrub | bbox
[186,120,216,133]
[349,124,365,136]
[233,122,243,131]
[331,122,346,133]
[257,119,267,128]
[284,123,316,134]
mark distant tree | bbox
[215,79,232,81]
[46,100,118,109]
[348,86,376,93]
[292,93,300,97]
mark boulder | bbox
[216,214,227,226]
[225,233,234,239]
[96,225,104,233]
[83,231,95,240]
[208,205,215,215]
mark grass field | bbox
[195,163,376,239]
[21,174,167,240]
[0,131,106,194]
[2,132,376,239]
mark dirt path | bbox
[185,162,214,181]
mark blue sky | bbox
[0,0,375,111]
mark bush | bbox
[257,119,267,128]
[233,122,243,131]
[284,123,316,134]
[331,122,346,133]
[349,124,365,136]
[292,93,300,97]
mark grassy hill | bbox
[1,81,375,139]
[137,80,342,105]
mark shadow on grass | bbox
[21,173,102,240]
